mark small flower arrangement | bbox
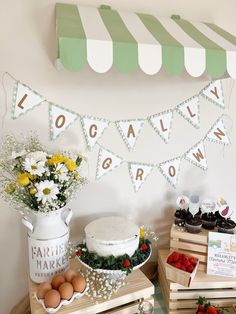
[0,134,87,213]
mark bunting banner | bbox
[81,116,110,150]
[49,104,78,140]
[175,95,200,129]
[116,119,145,150]
[12,82,45,119]
[148,110,173,144]
[9,75,226,149]
[201,80,225,109]
[128,162,153,192]
[95,148,123,180]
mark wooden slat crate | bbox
[170,224,209,271]
[158,249,236,314]
[29,259,155,314]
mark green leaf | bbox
[76,156,83,166]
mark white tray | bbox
[34,286,88,313]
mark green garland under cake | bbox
[76,238,151,274]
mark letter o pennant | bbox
[159,157,181,188]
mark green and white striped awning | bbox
[56,3,236,78]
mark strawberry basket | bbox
[165,251,199,287]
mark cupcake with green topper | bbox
[216,197,236,234]
[174,195,189,226]
[185,195,202,233]
[201,199,217,230]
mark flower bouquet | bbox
[0,134,87,213]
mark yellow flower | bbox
[140,227,145,239]
[65,160,77,172]
[74,172,80,180]
[30,187,37,195]
[18,173,30,186]
[48,154,67,165]
[4,182,17,194]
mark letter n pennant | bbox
[184,141,208,170]
[148,110,173,143]
[128,162,153,192]
[81,116,110,150]
[116,119,144,150]
[206,116,230,145]
[159,157,181,188]
[96,148,123,180]
[12,82,45,119]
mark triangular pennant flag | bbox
[128,162,153,192]
[176,95,200,128]
[12,82,45,119]
[185,141,208,170]
[159,157,181,188]
[201,80,224,109]
[148,110,173,143]
[116,119,144,150]
[206,116,230,145]
[49,104,78,140]
[96,148,123,179]
[81,116,110,150]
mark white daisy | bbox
[23,158,46,176]
[55,164,69,182]
[35,180,59,204]
[27,151,47,162]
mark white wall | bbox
[0,1,236,313]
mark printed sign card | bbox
[207,232,236,278]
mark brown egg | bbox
[64,269,77,283]
[51,275,65,289]
[36,282,52,299]
[58,282,74,300]
[44,289,61,308]
[71,274,86,293]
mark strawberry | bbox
[122,260,131,268]
[187,264,194,273]
[182,260,191,268]
[181,254,189,262]
[140,243,148,251]
[180,265,186,271]
[174,262,181,269]
[197,312,206,314]
[76,249,82,257]
[196,296,207,313]
[207,306,218,314]
[167,255,173,264]
[172,252,180,262]
[189,257,198,265]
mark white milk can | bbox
[22,207,72,283]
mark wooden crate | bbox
[170,224,209,271]
[158,249,236,314]
[29,259,154,314]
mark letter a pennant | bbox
[96,148,123,180]
[175,95,200,128]
[81,116,110,150]
[148,110,173,143]
[128,162,153,192]
[116,119,144,150]
[159,157,181,188]
[184,141,208,170]
[206,116,230,145]
[49,104,78,140]
[12,82,45,119]
[201,80,224,109]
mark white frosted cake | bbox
[84,216,140,257]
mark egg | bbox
[64,269,77,283]
[44,289,61,308]
[71,274,86,293]
[36,282,52,299]
[58,282,74,300]
[51,275,65,289]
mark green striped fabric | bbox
[56,3,236,78]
